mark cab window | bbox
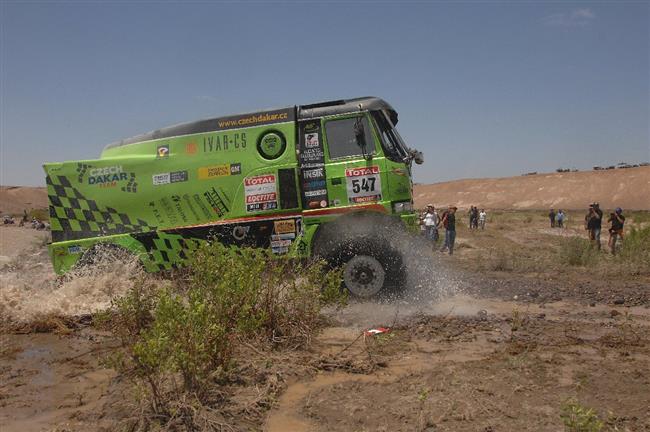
[324,116,375,160]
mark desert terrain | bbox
[414,166,650,210]
[1,170,649,432]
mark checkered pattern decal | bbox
[47,175,156,242]
[132,231,202,271]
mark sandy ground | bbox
[1,213,649,431]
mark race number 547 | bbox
[345,166,382,204]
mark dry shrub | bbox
[102,242,345,430]
[558,237,599,267]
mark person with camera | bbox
[585,203,603,250]
[607,207,625,255]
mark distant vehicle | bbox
[593,166,603,170]
[3,215,15,224]
[606,166,616,170]
[522,171,537,176]
[640,162,650,167]
[556,168,571,173]
[617,164,632,169]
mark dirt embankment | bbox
[0,186,47,215]
[414,166,650,210]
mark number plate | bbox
[345,166,382,204]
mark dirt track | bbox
[1,213,649,431]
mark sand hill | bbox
[414,166,650,210]
[0,186,48,215]
[1,166,648,214]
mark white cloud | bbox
[542,8,596,27]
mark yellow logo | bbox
[198,164,231,179]
[274,219,296,234]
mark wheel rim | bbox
[343,255,385,298]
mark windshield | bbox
[372,110,409,162]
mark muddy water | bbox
[264,318,498,432]
[0,242,160,323]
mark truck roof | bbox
[104,96,396,151]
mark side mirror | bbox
[354,118,366,148]
[354,117,372,160]
[413,150,424,165]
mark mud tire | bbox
[312,213,407,298]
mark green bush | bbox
[104,242,345,412]
[560,399,604,432]
[616,226,650,274]
[558,237,599,267]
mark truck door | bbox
[298,113,387,211]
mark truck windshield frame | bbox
[372,110,409,163]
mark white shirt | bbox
[423,211,439,226]
[479,211,487,221]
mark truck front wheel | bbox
[342,255,386,298]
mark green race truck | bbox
[44,96,423,297]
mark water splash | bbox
[0,244,151,323]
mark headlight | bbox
[393,201,413,213]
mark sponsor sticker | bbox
[157,145,170,158]
[153,173,171,186]
[270,239,292,248]
[153,171,188,186]
[244,174,277,212]
[198,163,242,180]
[271,233,296,241]
[68,245,84,254]
[304,189,328,197]
[185,142,198,155]
[274,219,296,234]
[345,165,382,204]
[305,133,319,148]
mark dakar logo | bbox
[88,165,128,187]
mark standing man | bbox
[607,208,625,254]
[423,204,440,243]
[440,206,458,255]
[586,203,603,250]
[479,209,487,230]
[549,208,556,228]
[556,209,565,229]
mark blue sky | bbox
[1,1,648,186]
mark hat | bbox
[427,203,434,207]
[615,207,622,214]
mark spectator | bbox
[422,204,440,243]
[585,203,603,250]
[607,208,625,255]
[440,206,458,255]
[549,209,556,228]
[556,209,565,228]
[468,206,474,229]
[471,206,479,229]
[479,209,487,230]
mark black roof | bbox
[298,96,398,124]
[104,96,396,150]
